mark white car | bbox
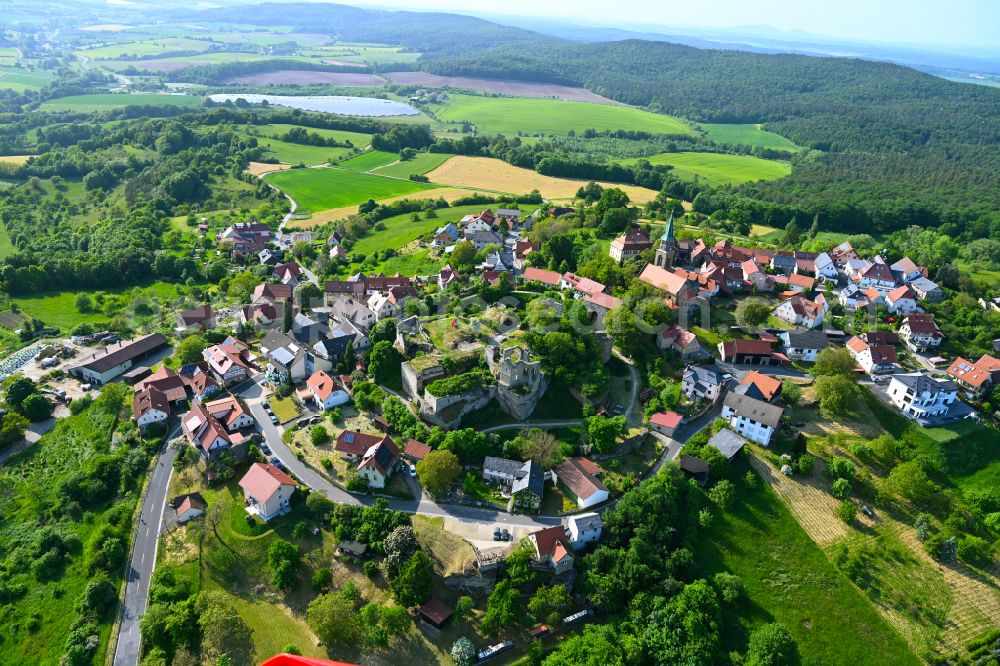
[408,464,417,477]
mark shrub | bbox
[849,442,874,462]
[796,455,814,475]
[311,568,333,593]
[830,478,852,499]
[310,425,331,446]
[836,500,857,523]
[957,536,994,568]
[713,572,745,604]
[827,457,855,480]
[364,561,379,578]
[708,480,735,510]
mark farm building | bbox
[66,333,170,386]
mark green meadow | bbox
[266,167,437,213]
[39,93,204,112]
[0,66,55,91]
[621,151,792,186]
[338,150,399,171]
[690,474,920,666]
[701,122,800,150]
[242,124,374,164]
[76,37,215,59]
[370,152,453,178]
[431,93,695,137]
[352,203,512,255]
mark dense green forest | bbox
[203,3,1000,239]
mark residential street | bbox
[112,438,178,666]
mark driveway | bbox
[112,435,179,666]
[612,349,642,428]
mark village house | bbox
[838,286,869,310]
[173,493,206,523]
[530,526,574,574]
[778,329,829,362]
[239,463,297,522]
[649,411,683,437]
[811,252,839,280]
[514,240,539,269]
[773,294,825,329]
[203,339,254,386]
[909,276,945,302]
[721,392,784,446]
[181,399,250,459]
[467,230,505,250]
[260,330,328,384]
[402,438,431,463]
[218,222,271,260]
[560,272,606,298]
[252,282,294,306]
[682,364,728,402]
[522,267,562,288]
[175,304,215,336]
[852,262,897,294]
[899,314,944,352]
[273,261,305,286]
[565,513,602,548]
[846,336,898,377]
[887,373,967,426]
[326,294,377,330]
[885,285,919,315]
[357,436,401,489]
[335,430,388,463]
[178,362,220,403]
[830,241,859,266]
[658,325,704,361]
[609,227,652,263]
[741,260,776,292]
[553,457,609,509]
[733,370,782,403]
[770,252,797,275]
[482,456,544,512]
[890,256,924,284]
[438,264,460,289]
[639,263,700,307]
[785,272,816,293]
[305,370,350,410]
[239,302,280,327]
[133,386,170,430]
[946,355,1000,397]
[496,208,521,225]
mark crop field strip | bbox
[38,93,205,112]
[700,122,801,150]
[618,151,792,186]
[265,166,439,213]
[429,93,695,136]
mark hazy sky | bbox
[344,0,1000,52]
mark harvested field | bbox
[425,155,658,203]
[749,454,848,546]
[287,187,478,228]
[244,161,291,176]
[227,70,386,86]
[0,155,30,165]
[385,71,623,104]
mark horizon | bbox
[321,0,1000,55]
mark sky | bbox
[340,0,1000,52]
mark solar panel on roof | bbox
[344,433,354,443]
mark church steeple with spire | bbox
[654,211,678,269]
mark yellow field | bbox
[0,155,30,165]
[244,161,291,176]
[287,187,479,228]
[425,156,658,204]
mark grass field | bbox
[426,155,658,202]
[98,52,316,72]
[620,151,791,186]
[371,152,453,178]
[429,93,694,137]
[39,93,204,112]
[0,65,55,91]
[266,167,438,214]
[690,472,920,665]
[77,37,215,59]
[288,186,478,229]
[246,135,355,165]
[12,281,189,330]
[700,123,800,150]
[338,150,398,171]
[352,203,516,255]
[256,124,372,148]
[0,223,15,258]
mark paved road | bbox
[112,437,179,666]
[239,380,560,529]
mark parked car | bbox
[501,528,511,541]
[408,464,417,477]
[260,444,272,456]
[493,527,502,541]
[269,456,284,469]
[528,625,550,638]
[270,415,280,425]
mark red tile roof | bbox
[554,457,607,501]
[523,267,561,285]
[239,463,297,502]
[740,370,781,401]
[403,439,431,460]
[335,430,387,458]
[532,525,573,563]
[639,263,690,296]
[306,370,338,401]
[650,411,682,429]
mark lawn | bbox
[689,474,920,666]
[371,152,453,178]
[39,93,204,113]
[244,134,354,166]
[352,203,510,255]
[266,167,438,214]
[268,396,300,423]
[619,151,792,186]
[700,123,800,150]
[338,150,399,171]
[12,281,192,330]
[430,93,695,137]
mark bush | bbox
[796,455,814,475]
[713,572,745,604]
[708,480,735,510]
[826,457,855,480]
[311,568,333,592]
[836,500,857,524]
[849,442,874,462]
[957,536,994,568]
[69,394,94,415]
[364,561,379,578]
[830,478,852,499]
[311,425,331,446]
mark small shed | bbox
[679,455,710,486]
[373,414,391,433]
[707,428,747,461]
[173,493,206,523]
[418,598,454,630]
[337,540,368,559]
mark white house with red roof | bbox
[885,286,919,315]
[846,336,898,376]
[306,370,349,410]
[560,272,606,298]
[239,463,298,522]
[133,386,170,430]
[658,325,703,360]
[649,411,682,437]
[853,262,897,294]
[438,264,460,289]
[182,403,239,458]
[273,261,305,285]
[357,436,400,489]
[203,340,254,386]
[531,525,574,574]
[946,355,1000,397]
[773,295,825,329]
[522,267,561,287]
[899,314,944,352]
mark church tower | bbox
[654,212,678,270]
